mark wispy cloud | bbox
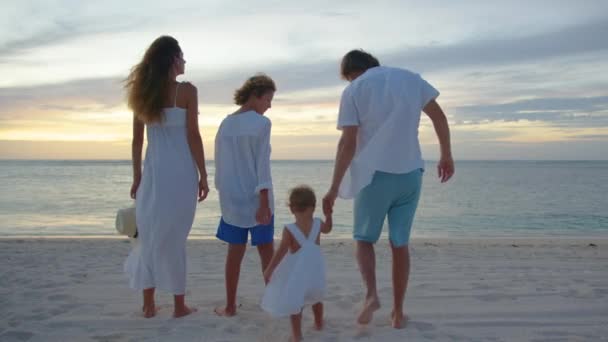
[1,1,607,159]
[384,19,608,72]
[453,96,608,125]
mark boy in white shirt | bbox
[214,74,276,317]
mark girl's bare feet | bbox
[214,305,237,317]
[142,305,158,318]
[391,311,409,329]
[173,305,197,318]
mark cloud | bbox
[0,77,124,121]
[190,19,608,104]
[383,19,608,72]
[452,96,608,125]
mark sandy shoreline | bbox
[1,238,607,341]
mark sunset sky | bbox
[1,0,607,160]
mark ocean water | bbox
[0,160,607,238]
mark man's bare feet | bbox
[391,311,409,329]
[142,305,158,318]
[214,305,237,317]
[357,296,380,325]
[173,305,197,318]
[289,335,302,342]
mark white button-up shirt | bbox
[337,66,439,199]
[214,111,274,227]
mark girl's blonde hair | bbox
[288,185,316,212]
[125,36,182,123]
[234,74,276,105]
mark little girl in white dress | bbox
[261,185,332,342]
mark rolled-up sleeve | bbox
[419,75,440,108]
[254,120,273,194]
[337,86,359,130]
[214,128,222,191]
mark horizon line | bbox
[1,158,607,162]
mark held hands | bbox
[437,155,455,183]
[322,187,338,217]
[198,177,209,202]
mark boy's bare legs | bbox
[142,288,157,318]
[356,241,380,324]
[312,302,324,330]
[173,294,197,318]
[256,241,274,275]
[390,242,410,329]
[290,312,303,342]
[214,243,247,317]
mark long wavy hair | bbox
[125,36,182,123]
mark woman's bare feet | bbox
[391,311,409,329]
[357,296,380,325]
[289,335,302,342]
[214,305,237,317]
[312,302,324,330]
[313,318,324,331]
[173,305,197,318]
[142,305,158,318]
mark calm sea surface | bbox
[1,160,607,238]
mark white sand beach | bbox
[1,238,607,341]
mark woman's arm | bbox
[130,115,144,199]
[184,83,209,201]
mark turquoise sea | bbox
[0,160,607,238]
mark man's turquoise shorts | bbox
[354,169,423,247]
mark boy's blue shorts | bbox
[354,169,423,247]
[216,216,274,246]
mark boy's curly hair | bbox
[234,73,276,105]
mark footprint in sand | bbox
[475,293,517,302]
[69,272,88,283]
[47,294,71,301]
[352,328,371,340]
[0,330,34,341]
[47,303,79,317]
[335,297,356,310]
[471,282,493,290]
[409,320,437,332]
[91,333,126,342]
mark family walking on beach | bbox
[123,35,454,341]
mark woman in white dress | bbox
[124,36,209,318]
[262,186,332,342]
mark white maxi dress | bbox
[124,83,198,295]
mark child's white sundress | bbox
[261,218,327,317]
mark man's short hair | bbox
[340,49,380,79]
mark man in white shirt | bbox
[214,74,276,317]
[323,50,455,329]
